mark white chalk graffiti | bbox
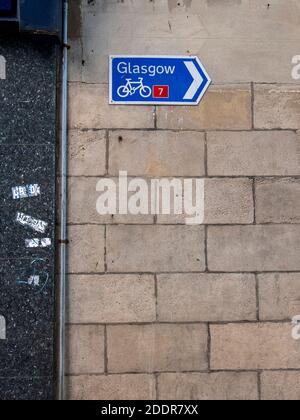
[292,315,300,340]
[292,55,300,80]
[17,275,40,287]
[0,315,6,340]
[16,212,48,234]
[16,258,49,294]
[0,55,6,80]
[12,184,41,200]
[25,238,51,248]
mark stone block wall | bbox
[66,0,300,400]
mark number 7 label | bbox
[153,85,169,98]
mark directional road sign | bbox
[109,55,211,105]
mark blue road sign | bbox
[109,55,211,105]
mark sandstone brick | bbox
[199,39,300,85]
[68,177,99,224]
[156,178,253,225]
[211,323,300,370]
[76,0,300,85]
[68,0,82,39]
[157,273,256,322]
[109,130,205,177]
[68,225,105,273]
[80,36,300,86]
[153,178,203,225]
[69,84,155,129]
[256,179,300,223]
[79,0,300,40]
[68,38,82,83]
[258,273,300,321]
[107,225,205,272]
[204,178,254,224]
[156,85,251,130]
[68,275,156,324]
[208,225,300,272]
[254,85,300,129]
[80,35,108,84]
[67,374,156,400]
[207,131,300,176]
[107,324,208,373]
[68,130,106,176]
[158,372,258,401]
[66,325,105,374]
[261,372,300,401]
[68,177,154,224]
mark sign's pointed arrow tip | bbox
[183,61,203,101]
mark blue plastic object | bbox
[20,0,62,37]
[0,0,17,18]
[0,0,62,39]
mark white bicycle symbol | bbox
[117,78,152,98]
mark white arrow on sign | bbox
[183,61,203,100]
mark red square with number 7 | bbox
[153,85,169,98]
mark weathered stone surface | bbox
[259,273,300,321]
[158,372,259,401]
[261,372,300,401]
[157,273,256,322]
[157,85,252,130]
[107,225,205,272]
[68,275,156,324]
[69,130,107,176]
[69,0,300,84]
[107,324,208,373]
[68,225,105,273]
[68,177,100,224]
[208,225,300,272]
[204,178,254,224]
[68,177,154,224]
[256,178,300,223]
[211,323,300,370]
[69,84,155,129]
[67,374,156,400]
[156,178,254,225]
[66,325,105,374]
[254,85,300,129]
[65,0,300,402]
[109,130,205,177]
[207,131,300,176]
